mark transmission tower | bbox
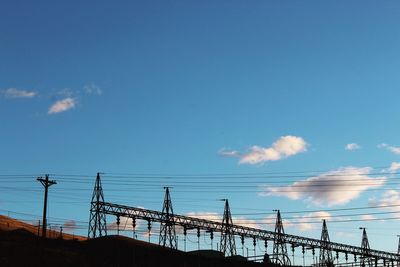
[397,235,400,267]
[88,173,107,238]
[272,210,291,266]
[37,174,57,238]
[360,227,373,267]
[319,219,334,267]
[159,187,177,249]
[220,199,237,256]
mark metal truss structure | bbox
[220,199,236,256]
[87,173,107,238]
[159,187,177,249]
[272,210,291,266]
[319,219,334,267]
[93,201,399,264]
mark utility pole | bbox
[37,174,56,238]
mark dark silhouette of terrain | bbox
[0,216,276,267]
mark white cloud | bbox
[294,211,332,231]
[48,97,76,114]
[63,220,79,231]
[260,167,386,207]
[233,216,260,228]
[186,212,259,229]
[1,88,37,98]
[235,136,307,165]
[345,143,361,151]
[218,148,240,157]
[84,83,102,95]
[360,214,376,220]
[336,231,356,239]
[186,212,220,222]
[369,190,400,212]
[107,216,142,231]
[378,143,400,155]
[388,162,400,173]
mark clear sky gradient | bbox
[1,0,400,260]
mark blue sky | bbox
[2,0,400,261]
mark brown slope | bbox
[0,215,86,241]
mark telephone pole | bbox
[37,174,56,238]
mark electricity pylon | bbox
[272,210,291,266]
[220,199,236,256]
[88,173,107,238]
[360,227,373,267]
[159,187,177,249]
[319,219,334,267]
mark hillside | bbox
[0,215,86,241]
[0,215,271,267]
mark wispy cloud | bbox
[345,143,361,151]
[260,167,386,207]
[218,148,240,157]
[378,143,400,155]
[292,211,332,231]
[107,216,142,231]
[360,214,376,220]
[262,212,331,232]
[387,162,400,173]
[48,97,76,114]
[1,88,37,98]
[369,190,400,212]
[220,136,307,165]
[186,212,259,229]
[186,212,220,222]
[83,83,102,95]
[63,220,77,231]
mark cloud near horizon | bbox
[1,88,37,98]
[219,136,307,165]
[48,97,76,114]
[260,167,386,207]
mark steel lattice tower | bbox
[360,228,373,267]
[319,219,334,267]
[220,199,236,256]
[272,210,291,266]
[159,187,177,249]
[397,235,400,267]
[88,173,107,238]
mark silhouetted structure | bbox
[397,235,400,267]
[88,173,107,238]
[272,210,290,266]
[85,173,400,265]
[220,199,236,256]
[37,174,57,238]
[360,227,373,267]
[159,187,177,249]
[319,219,333,267]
